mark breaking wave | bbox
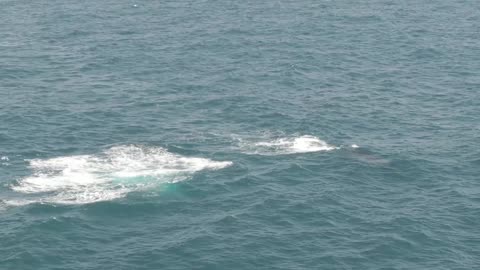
[8,145,232,205]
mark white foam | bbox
[351,144,359,148]
[241,135,337,155]
[1,156,10,166]
[10,145,232,205]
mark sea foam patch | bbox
[1,156,9,166]
[9,145,232,205]
[239,135,337,155]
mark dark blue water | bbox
[1,1,480,269]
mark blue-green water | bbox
[1,1,479,269]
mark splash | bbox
[9,145,232,205]
[240,135,337,155]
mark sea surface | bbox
[1,1,479,269]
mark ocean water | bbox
[1,0,479,269]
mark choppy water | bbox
[1,1,480,269]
